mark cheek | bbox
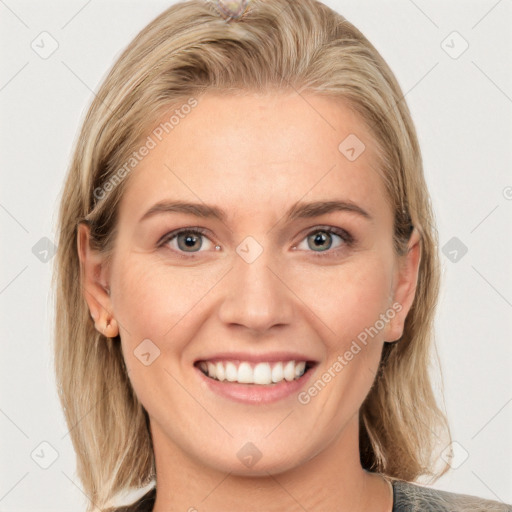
[111,255,216,406]
[111,254,225,342]
[293,259,392,421]
[112,258,168,340]
[292,255,393,344]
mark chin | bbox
[195,440,307,477]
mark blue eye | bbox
[158,226,354,259]
[159,228,214,257]
[294,226,354,258]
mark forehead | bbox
[118,91,391,227]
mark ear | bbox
[77,222,119,338]
[385,227,422,343]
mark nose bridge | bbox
[217,240,293,332]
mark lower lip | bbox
[195,365,316,404]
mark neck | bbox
[150,415,392,512]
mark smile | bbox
[194,358,318,404]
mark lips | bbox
[194,357,318,404]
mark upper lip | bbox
[194,351,319,364]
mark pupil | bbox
[178,233,201,251]
[310,231,331,251]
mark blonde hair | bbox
[52,0,452,509]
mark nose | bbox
[217,248,294,334]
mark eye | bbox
[158,227,216,256]
[293,226,354,258]
[158,225,355,259]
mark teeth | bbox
[238,362,253,384]
[253,362,272,385]
[226,361,238,382]
[295,361,306,377]
[216,361,225,381]
[271,362,284,383]
[283,360,295,381]
[207,362,216,379]
[198,360,309,385]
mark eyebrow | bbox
[139,199,373,224]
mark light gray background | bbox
[1,0,511,510]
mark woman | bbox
[52,0,511,511]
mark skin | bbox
[78,91,421,512]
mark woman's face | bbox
[80,91,420,477]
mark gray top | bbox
[113,479,512,511]
[391,479,512,511]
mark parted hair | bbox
[52,0,452,510]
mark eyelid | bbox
[157,226,212,246]
[296,224,354,245]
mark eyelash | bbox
[158,226,355,260]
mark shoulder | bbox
[104,481,512,512]
[392,479,512,512]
